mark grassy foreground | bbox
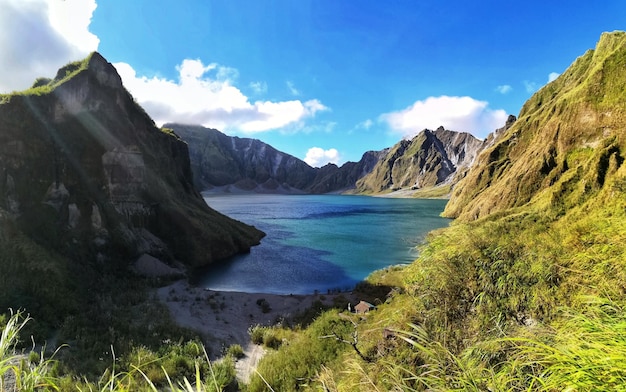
[0,310,243,392]
[244,132,626,390]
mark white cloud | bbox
[249,81,267,94]
[114,59,329,133]
[523,80,538,93]
[304,147,340,168]
[0,0,99,93]
[548,72,560,83]
[380,96,508,139]
[496,84,512,94]
[286,80,300,96]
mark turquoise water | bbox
[195,194,450,294]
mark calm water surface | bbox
[195,194,450,294]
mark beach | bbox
[156,279,356,382]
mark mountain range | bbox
[168,120,512,196]
[445,31,626,220]
[0,52,264,328]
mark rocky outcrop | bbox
[169,124,317,192]
[169,124,386,194]
[355,127,487,193]
[0,52,264,269]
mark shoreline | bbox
[155,279,358,382]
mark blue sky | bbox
[1,1,625,166]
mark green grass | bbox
[0,310,239,391]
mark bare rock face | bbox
[355,127,488,193]
[169,123,386,194]
[0,52,264,269]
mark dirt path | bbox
[235,343,266,383]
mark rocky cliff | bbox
[169,123,386,194]
[169,124,317,192]
[444,31,626,220]
[0,53,264,269]
[355,126,487,193]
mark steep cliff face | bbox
[0,53,264,268]
[169,123,386,194]
[444,31,626,220]
[355,127,486,193]
[169,124,317,192]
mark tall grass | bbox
[0,310,237,391]
[505,297,626,391]
[0,310,59,391]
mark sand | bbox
[156,279,356,382]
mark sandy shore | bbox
[155,279,356,382]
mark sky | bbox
[1,1,625,167]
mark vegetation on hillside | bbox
[3,32,626,391]
[245,31,626,391]
[444,31,626,220]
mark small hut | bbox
[354,300,375,314]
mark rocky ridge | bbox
[444,31,626,220]
[169,123,386,194]
[355,126,493,194]
[0,53,264,269]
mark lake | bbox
[194,194,450,294]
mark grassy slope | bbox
[249,31,626,391]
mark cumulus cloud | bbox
[114,59,329,133]
[304,147,340,167]
[496,84,512,94]
[0,0,99,93]
[548,72,560,83]
[380,96,508,139]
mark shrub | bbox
[249,325,265,345]
[262,331,282,350]
[256,298,271,313]
[226,344,245,359]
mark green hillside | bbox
[2,32,626,391]
[246,31,626,391]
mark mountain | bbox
[0,52,263,273]
[307,149,388,193]
[444,31,626,220]
[167,124,317,192]
[247,31,626,391]
[168,123,386,193]
[355,126,489,194]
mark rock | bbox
[0,52,264,268]
[133,254,183,278]
[169,123,386,194]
